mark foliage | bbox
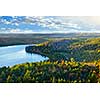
[26,38,100,62]
[1,38,100,83]
[0,60,99,83]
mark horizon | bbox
[0,31,100,34]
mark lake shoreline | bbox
[25,46,48,58]
[0,44,49,67]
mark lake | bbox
[0,45,49,67]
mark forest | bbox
[0,33,100,46]
[0,37,100,83]
[0,60,100,83]
[26,38,100,62]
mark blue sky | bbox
[0,16,100,33]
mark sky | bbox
[0,16,100,33]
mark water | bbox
[0,45,49,67]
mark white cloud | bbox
[25,16,85,31]
[1,19,11,24]
[12,22,19,26]
[1,16,100,33]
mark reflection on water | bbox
[0,45,48,67]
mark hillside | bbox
[0,60,100,83]
[1,33,100,46]
[26,38,100,62]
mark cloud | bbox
[0,16,100,33]
[23,16,82,31]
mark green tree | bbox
[23,70,31,82]
[7,75,13,83]
[0,71,6,82]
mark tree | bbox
[0,71,6,82]
[7,75,13,83]
[23,70,31,82]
